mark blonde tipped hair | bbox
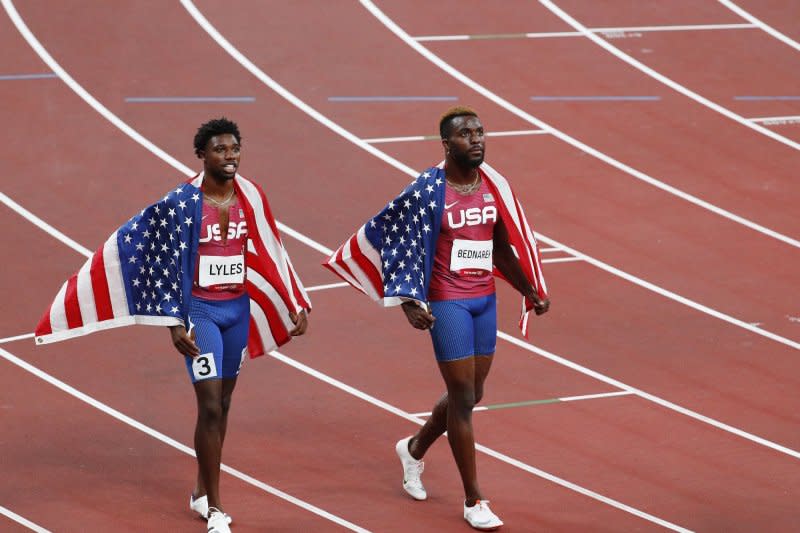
[439,106,478,139]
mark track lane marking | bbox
[359,0,800,249]
[539,0,800,155]
[415,23,758,41]
[266,349,693,532]
[363,128,548,143]
[0,506,51,533]
[0,333,34,344]
[0,346,370,532]
[717,0,800,53]
[410,390,635,416]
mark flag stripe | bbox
[76,258,98,325]
[354,226,384,296]
[323,243,365,294]
[345,235,382,300]
[103,233,129,319]
[236,178,297,308]
[63,274,83,329]
[246,279,289,355]
[90,244,114,321]
[284,252,310,309]
[48,282,68,333]
[248,303,275,358]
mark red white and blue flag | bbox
[324,163,547,336]
[35,174,310,357]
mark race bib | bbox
[192,353,218,381]
[198,255,245,288]
[450,239,493,274]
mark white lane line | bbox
[542,256,583,264]
[0,346,369,532]
[718,0,800,53]
[414,23,757,41]
[0,333,35,344]
[561,390,634,402]
[497,331,800,460]
[0,505,51,533]
[363,128,548,144]
[750,115,800,125]
[3,0,796,474]
[1,192,93,257]
[305,281,350,292]
[410,390,635,416]
[359,0,800,250]
[268,349,693,532]
[539,0,800,154]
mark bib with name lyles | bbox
[428,175,497,301]
[192,196,248,301]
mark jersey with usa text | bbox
[428,176,497,301]
[192,196,248,301]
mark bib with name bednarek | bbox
[450,239,493,275]
[198,255,245,288]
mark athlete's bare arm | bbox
[401,301,436,330]
[169,324,201,357]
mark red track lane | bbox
[0,346,347,532]
[3,0,799,531]
[5,330,666,532]
[732,0,800,42]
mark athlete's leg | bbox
[439,357,484,503]
[408,299,474,459]
[193,378,226,512]
[193,294,249,506]
[193,377,237,501]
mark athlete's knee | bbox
[220,395,233,416]
[197,397,225,426]
[448,385,477,414]
[474,386,484,405]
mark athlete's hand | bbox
[401,301,436,330]
[529,293,550,316]
[169,325,200,357]
[289,309,308,336]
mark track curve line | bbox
[540,0,800,152]
[718,0,800,53]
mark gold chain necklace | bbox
[446,176,481,194]
[204,188,235,206]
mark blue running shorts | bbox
[428,293,497,362]
[183,293,250,383]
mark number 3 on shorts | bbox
[192,353,218,381]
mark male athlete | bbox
[36,118,310,533]
[325,107,549,530]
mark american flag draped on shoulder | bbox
[35,174,310,357]
[323,163,547,336]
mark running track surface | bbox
[1,1,798,531]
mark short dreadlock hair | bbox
[193,117,242,157]
[439,106,479,139]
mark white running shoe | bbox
[207,507,232,533]
[190,494,232,524]
[464,500,503,531]
[395,436,427,500]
